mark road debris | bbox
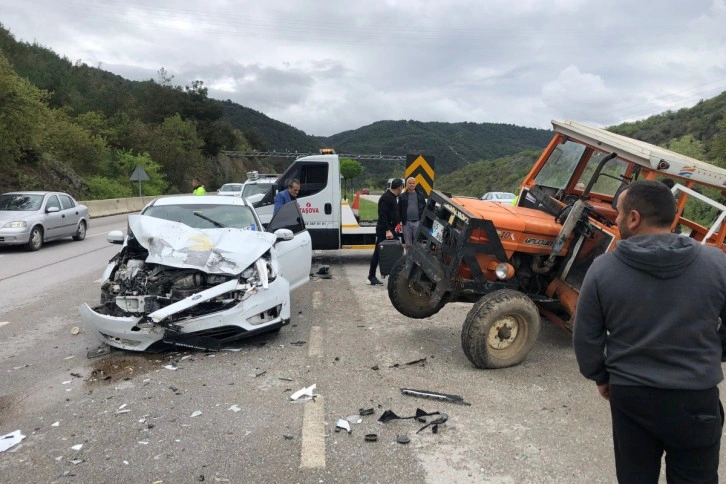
[400,388,471,406]
[364,433,378,442]
[254,370,267,378]
[51,422,59,427]
[283,435,294,440]
[0,430,25,452]
[190,411,202,418]
[390,357,427,368]
[87,345,112,358]
[359,408,375,416]
[335,419,351,433]
[396,435,411,444]
[164,365,178,371]
[416,413,449,434]
[289,341,307,346]
[71,444,83,451]
[70,326,80,335]
[290,384,316,401]
[378,408,440,423]
[228,405,241,412]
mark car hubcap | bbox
[78,223,86,238]
[31,230,40,247]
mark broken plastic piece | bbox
[87,345,112,358]
[71,444,83,451]
[51,422,59,427]
[378,408,440,423]
[164,365,178,371]
[228,405,241,412]
[359,408,374,416]
[70,326,80,335]
[190,410,202,417]
[364,433,378,442]
[0,430,25,452]
[346,415,362,424]
[400,388,471,406]
[290,384,316,401]
[335,419,351,433]
[416,413,449,434]
[396,435,411,444]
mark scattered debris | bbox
[278,377,293,382]
[396,435,411,445]
[70,372,82,378]
[417,413,449,434]
[0,430,25,452]
[51,422,59,427]
[364,433,378,442]
[70,459,84,465]
[359,408,375,416]
[400,388,471,406]
[70,326,80,335]
[335,419,351,433]
[254,370,267,378]
[87,346,112,358]
[370,365,379,371]
[71,444,83,451]
[11,365,29,370]
[378,408,440,423]
[118,404,127,410]
[316,265,330,275]
[164,365,178,371]
[390,357,427,368]
[289,341,307,346]
[283,434,294,440]
[290,384,316,401]
[63,356,74,360]
[346,415,362,424]
[115,409,131,415]
[190,411,202,418]
[62,380,73,385]
[228,405,241,412]
[180,355,192,361]
[138,441,149,445]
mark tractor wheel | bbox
[73,220,87,241]
[461,289,540,369]
[387,257,447,319]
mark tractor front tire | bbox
[387,258,447,319]
[461,289,540,369]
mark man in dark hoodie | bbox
[574,180,726,484]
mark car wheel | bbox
[73,220,87,241]
[461,289,541,369]
[26,226,43,251]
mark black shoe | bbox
[368,275,383,286]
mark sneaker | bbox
[368,275,383,286]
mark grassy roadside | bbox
[358,198,377,221]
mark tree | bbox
[340,157,362,200]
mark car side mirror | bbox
[273,228,294,241]
[107,230,125,244]
[46,206,60,213]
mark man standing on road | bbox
[273,179,300,215]
[367,178,403,285]
[574,180,726,484]
[192,178,206,195]
[399,177,426,251]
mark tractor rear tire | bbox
[461,289,540,369]
[387,257,447,319]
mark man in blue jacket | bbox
[273,179,300,215]
[574,180,726,483]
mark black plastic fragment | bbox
[396,435,411,444]
[364,434,378,442]
[359,408,375,416]
[401,388,471,406]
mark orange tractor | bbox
[388,120,726,368]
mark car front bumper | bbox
[0,226,31,246]
[80,277,292,351]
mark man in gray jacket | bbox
[574,180,726,483]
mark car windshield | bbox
[242,183,273,198]
[142,203,259,230]
[0,194,44,211]
[219,184,242,192]
[497,193,515,200]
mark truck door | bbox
[255,156,341,250]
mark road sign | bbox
[405,154,435,195]
[130,165,150,196]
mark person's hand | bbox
[597,383,610,401]
[386,230,393,239]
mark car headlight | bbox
[3,221,27,228]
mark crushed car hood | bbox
[128,214,277,275]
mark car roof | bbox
[2,191,71,197]
[148,195,252,207]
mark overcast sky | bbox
[2,0,726,136]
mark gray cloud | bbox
[2,0,725,136]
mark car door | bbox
[266,201,311,291]
[58,194,81,236]
[43,194,64,239]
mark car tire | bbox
[73,220,87,241]
[26,226,43,251]
[387,257,448,318]
[461,289,541,369]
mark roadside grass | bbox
[358,198,377,221]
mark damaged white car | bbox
[80,196,311,351]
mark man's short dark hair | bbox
[288,178,300,188]
[622,180,677,228]
[390,178,404,190]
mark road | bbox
[1,231,724,482]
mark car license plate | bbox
[430,220,445,243]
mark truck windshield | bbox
[576,152,630,196]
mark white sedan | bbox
[80,195,311,352]
[480,192,516,204]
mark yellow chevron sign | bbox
[405,154,435,195]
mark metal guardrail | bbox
[222,151,407,161]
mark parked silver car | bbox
[0,191,89,251]
[217,183,243,196]
[80,195,311,352]
[480,191,517,204]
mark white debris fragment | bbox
[228,405,241,412]
[190,410,202,418]
[164,365,177,371]
[63,356,75,360]
[118,404,127,410]
[142,379,151,383]
[71,444,83,451]
[138,441,149,445]
[51,422,60,427]
[12,365,28,370]
[70,459,84,465]
[62,380,73,385]
[0,430,25,452]
[55,456,63,461]
[290,384,316,401]
[115,409,131,414]
[335,419,351,434]
[70,326,80,335]
[180,355,191,361]
[123,460,129,465]
[346,415,362,424]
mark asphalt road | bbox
[1,236,725,483]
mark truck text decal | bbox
[300,202,320,214]
[524,238,554,246]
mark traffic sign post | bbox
[129,165,150,197]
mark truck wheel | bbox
[387,258,447,319]
[461,289,540,369]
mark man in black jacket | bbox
[574,180,726,483]
[399,177,426,251]
[367,178,403,285]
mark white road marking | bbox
[299,395,326,469]
[312,291,322,310]
[308,326,323,358]
[0,321,10,328]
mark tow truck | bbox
[388,119,726,369]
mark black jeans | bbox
[609,384,723,484]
